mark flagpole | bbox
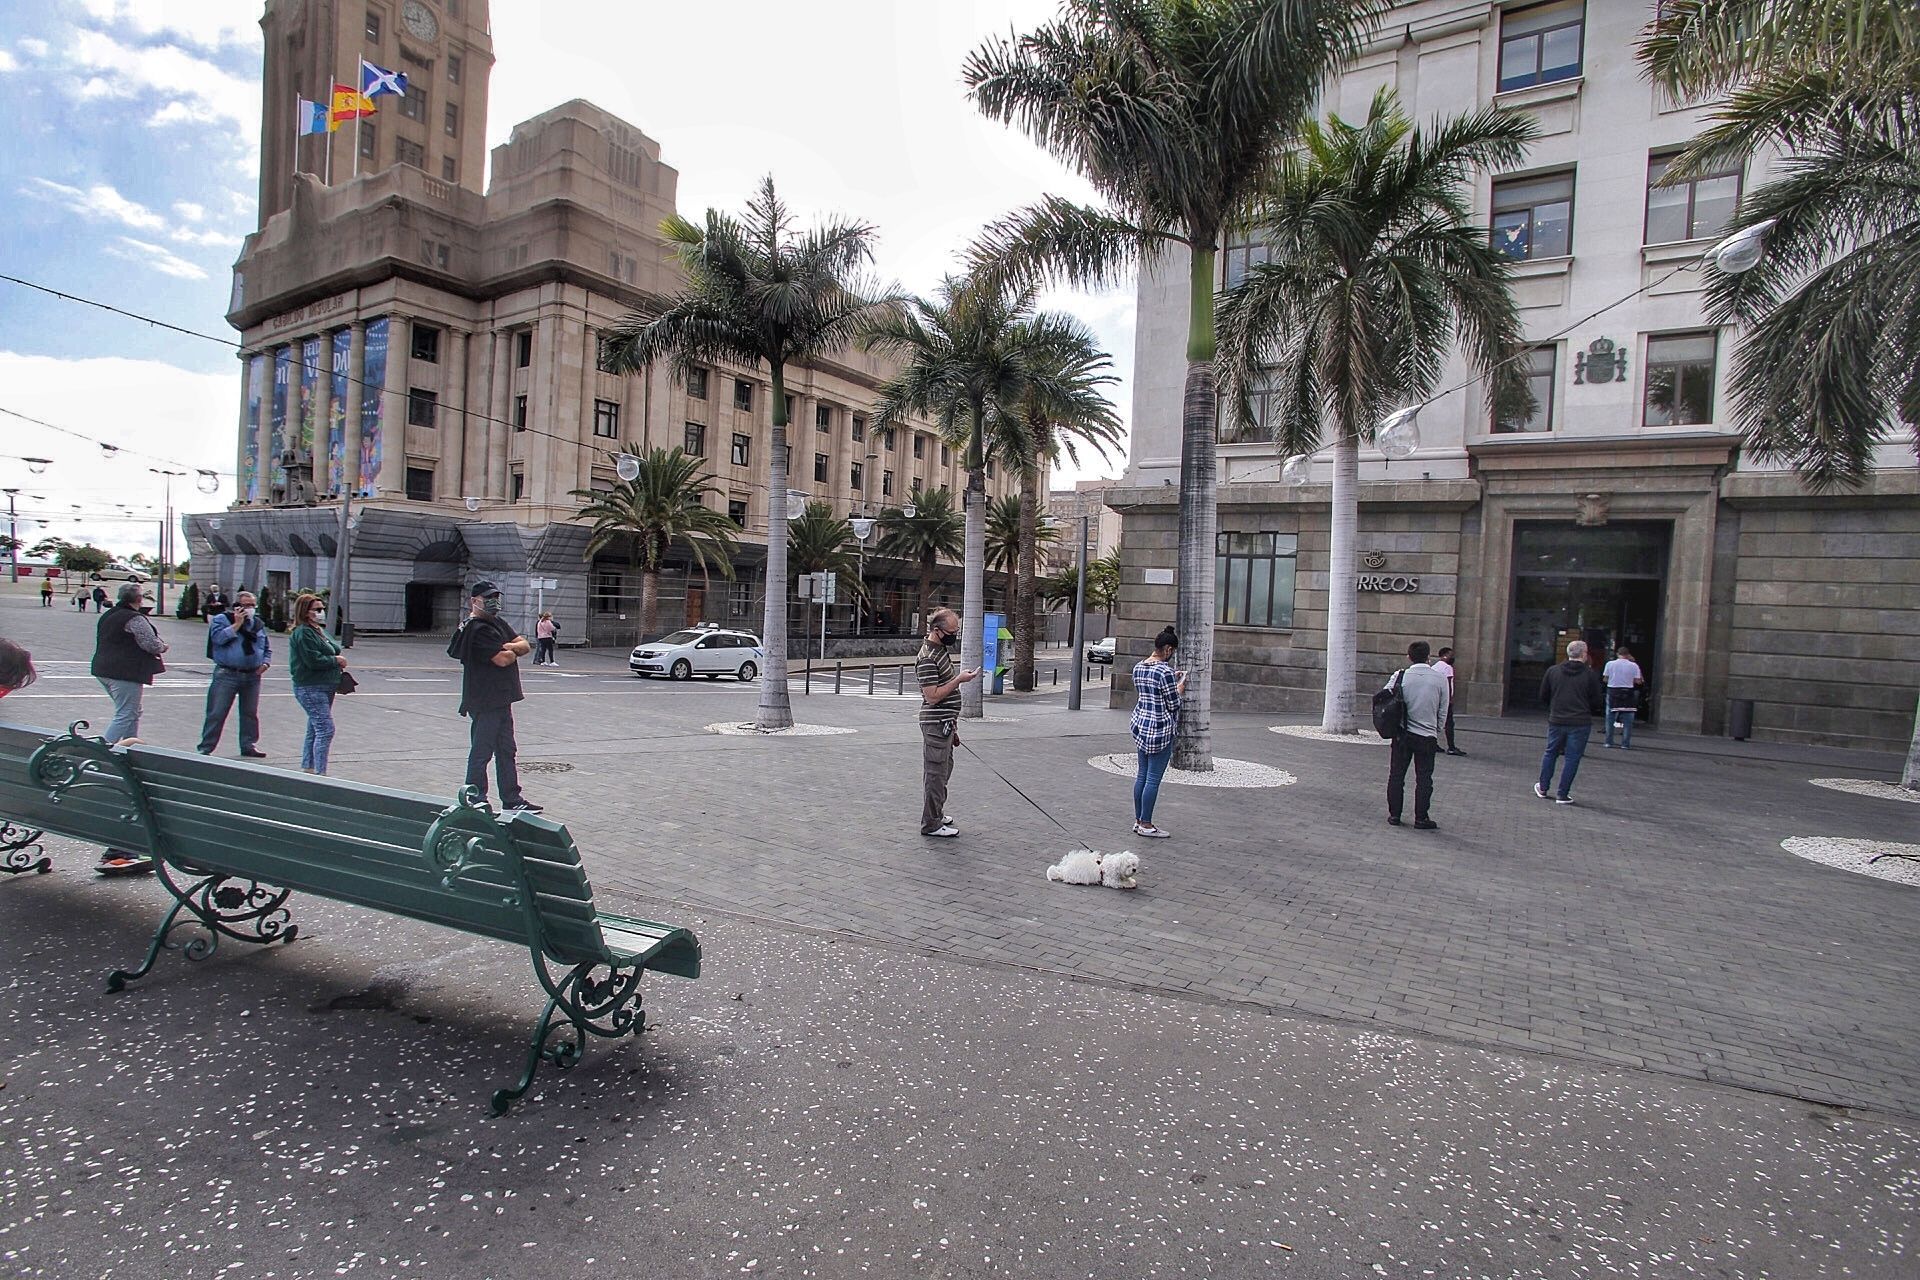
[326,123,334,185]
[353,51,364,178]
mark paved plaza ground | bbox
[1,588,1915,1276]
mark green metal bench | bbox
[0,720,701,1113]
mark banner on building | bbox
[358,317,388,497]
[298,336,321,459]
[243,355,266,502]
[270,346,291,494]
[329,329,350,495]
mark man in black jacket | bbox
[1535,640,1606,805]
[90,582,168,745]
[449,580,540,813]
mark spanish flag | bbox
[331,82,375,126]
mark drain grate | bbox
[519,760,575,774]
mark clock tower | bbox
[255,0,495,228]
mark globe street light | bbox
[850,515,875,636]
[615,453,641,482]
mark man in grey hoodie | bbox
[1385,640,1450,830]
[1536,639,1607,805]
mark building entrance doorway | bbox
[1504,522,1669,723]
[404,582,445,632]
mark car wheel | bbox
[737,661,758,682]
[670,659,693,681]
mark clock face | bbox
[401,0,439,41]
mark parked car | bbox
[90,562,149,584]
[1086,636,1116,666]
[630,626,764,681]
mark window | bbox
[1645,153,1741,245]
[733,379,753,411]
[850,413,865,442]
[816,404,832,433]
[448,54,461,85]
[728,582,751,617]
[366,10,382,43]
[399,84,427,121]
[593,399,620,439]
[684,422,706,456]
[728,500,749,527]
[394,137,425,169]
[516,331,532,368]
[940,443,950,466]
[513,394,527,432]
[444,102,459,137]
[1214,532,1299,629]
[882,470,894,497]
[814,452,829,483]
[1498,2,1584,93]
[407,388,437,427]
[911,476,923,494]
[1491,171,1574,260]
[783,394,796,425]
[359,123,377,159]
[595,337,618,374]
[1222,228,1272,290]
[510,469,525,502]
[441,157,457,182]
[404,466,434,501]
[1493,346,1556,433]
[850,461,864,491]
[985,459,995,479]
[884,427,896,451]
[686,367,708,399]
[1643,332,1717,426]
[730,433,751,466]
[912,434,925,460]
[410,323,441,363]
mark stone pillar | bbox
[342,322,366,497]
[235,351,257,504]
[442,328,470,504]
[376,312,408,500]
[532,306,561,508]
[313,333,333,495]
[486,328,511,500]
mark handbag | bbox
[1370,670,1407,740]
[336,669,358,695]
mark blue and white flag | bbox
[361,59,407,98]
[296,96,332,135]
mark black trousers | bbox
[465,707,524,806]
[1387,732,1438,822]
[1443,702,1457,750]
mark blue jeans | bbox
[1134,742,1174,825]
[294,685,336,773]
[198,668,262,754]
[465,707,524,807]
[97,677,145,744]
[1539,723,1592,799]
[1605,693,1636,748]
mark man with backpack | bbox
[1378,640,1450,830]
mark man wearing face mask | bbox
[199,590,272,758]
[915,607,980,839]
[449,580,540,812]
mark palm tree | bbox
[786,500,868,606]
[1041,547,1122,638]
[985,494,1055,579]
[1642,0,1920,788]
[872,488,964,635]
[865,279,1085,718]
[569,448,740,640]
[599,177,896,731]
[1217,91,1533,733]
[984,322,1123,691]
[966,0,1390,768]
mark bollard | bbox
[834,662,843,694]
[867,663,876,695]
[804,662,812,695]
[1052,667,1058,686]
[898,665,907,695]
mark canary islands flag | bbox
[361,59,407,98]
[331,82,376,125]
[296,96,333,135]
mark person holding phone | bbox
[199,590,271,758]
[1129,626,1185,838]
[915,607,979,839]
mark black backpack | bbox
[1371,670,1407,739]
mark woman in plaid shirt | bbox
[1129,626,1186,838]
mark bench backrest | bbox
[0,721,152,854]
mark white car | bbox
[91,562,149,584]
[630,627,764,681]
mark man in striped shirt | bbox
[916,607,980,838]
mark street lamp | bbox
[24,457,51,476]
[2,487,18,585]
[148,467,184,614]
[850,515,875,636]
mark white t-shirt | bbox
[1432,659,1454,686]
[1603,658,1643,689]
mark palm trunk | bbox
[1904,691,1920,790]
[918,552,934,632]
[961,408,987,719]
[1014,465,1039,691]
[639,568,660,639]
[756,364,794,730]
[1171,245,1219,771]
[1321,432,1361,734]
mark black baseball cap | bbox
[469,580,501,598]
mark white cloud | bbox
[0,49,17,73]
[173,201,206,223]
[26,177,167,231]
[67,30,258,132]
[19,37,50,58]
[75,0,261,52]
[107,236,209,280]
[170,226,242,249]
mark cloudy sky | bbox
[0,0,1134,561]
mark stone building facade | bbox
[188,0,1009,647]
[1108,0,1919,751]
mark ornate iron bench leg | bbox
[0,822,51,876]
[108,899,190,992]
[491,992,578,1116]
[490,959,646,1114]
[106,863,299,991]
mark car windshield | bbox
[652,630,705,646]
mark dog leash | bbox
[954,736,1098,851]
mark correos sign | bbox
[1357,574,1420,593]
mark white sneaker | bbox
[1533,782,1549,799]
[1555,796,1576,806]
[924,824,958,838]
[1134,823,1170,839]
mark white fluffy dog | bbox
[1045,848,1141,890]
